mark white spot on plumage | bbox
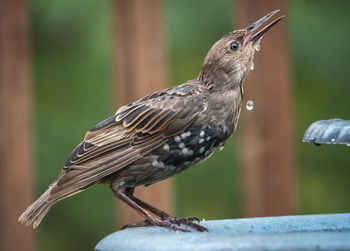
[199,138,204,144]
[180,131,191,139]
[152,160,158,167]
[182,148,189,154]
[152,160,165,168]
[200,131,205,137]
[199,147,205,153]
[163,144,169,151]
[179,142,185,149]
[206,136,211,141]
[174,136,181,142]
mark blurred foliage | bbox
[29,0,350,250]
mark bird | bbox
[19,10,284,232]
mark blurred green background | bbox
[29,0,350,250]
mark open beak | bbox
[243,10,285,48]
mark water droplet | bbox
[250,62,254,71]
[246,100,254,111]
[219,146,224,151]
[331,138,336,143]
[254,43,261,51]
[202,219,206,222]
[346,144,350,147]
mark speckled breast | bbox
[115,124,231,188]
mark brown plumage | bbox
[19,10,284,231]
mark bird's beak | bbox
[242,10,285,48]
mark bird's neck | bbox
[204,83,244,136]
[198,63,246,93]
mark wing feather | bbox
[123,105,150,126]
[55,81,208,200]
[51,134,164,201]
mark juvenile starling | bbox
[19,10,284,232]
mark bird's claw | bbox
[162,216,199,224]
[162,216,208,232]
[121,219,191,232]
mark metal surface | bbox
[96,214,350,251]
[303,119,350,146]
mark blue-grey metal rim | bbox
[303,119,350,146]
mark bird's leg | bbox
[124,187,169,218]
[125,188,207,232]
[113,189,190,232]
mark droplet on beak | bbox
[246,100,254,111]
[254,42,261,52]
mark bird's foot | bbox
[162,216,208,232]
[121,219,191,232]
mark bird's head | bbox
[199,10,284,91]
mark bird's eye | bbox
[230,42,239,51]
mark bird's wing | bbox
[49,82,207,200]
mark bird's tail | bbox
[18,183,57,228]
[19,168,94,228]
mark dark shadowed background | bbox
[1,0,350,250]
